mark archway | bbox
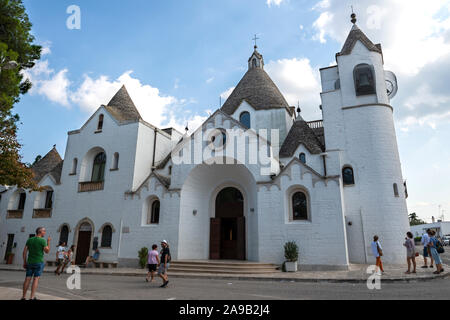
[75,221,93,265]
[210,187,245,260]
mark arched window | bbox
[18,192,26,210]
[240,112,251,129]
[252,58,257,68]
[147,199,160,225]
[342,167,355,186]
[393,183,399,197]
[71,158,78,175]
[112,153,119,170]
[353,64,376,96]
[292,191,308,221]
[59,225,69,244]
[299,153,306,164]
[97,114,104,131]
[101,225,113,248]
[92,152,106,182]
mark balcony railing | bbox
[307,120,324,129]
[78,181,104,193]
[7,210,24,219]
[33,208,52,219]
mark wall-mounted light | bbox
[250,208,255,213]
[348,221,353,226]
[193,210,198,216]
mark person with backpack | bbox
[428,230,444,274]
[371,235,384,275]
[158,240,171,288]
[421,229,434,269]
[403,232,417,274]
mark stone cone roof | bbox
[31,147,63,184]
[337,24,382,57]
[221,67,290,115]
[279,120,325,157]
[105,85,142,123]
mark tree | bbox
[409,212,426,226]
[0,0,41,189]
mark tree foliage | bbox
[0,0,41,189]
[409,212,426,226]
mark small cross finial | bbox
[297,101,301,115]
[252,34,259,49]
[351,6,357,24]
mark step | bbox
[168,264,278,271]
[168,268,281,275]
[171,261,279,268]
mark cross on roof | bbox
[253,34,259,48]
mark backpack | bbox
[436,240,445,254]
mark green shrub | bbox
[284,241,299,262]
[415,237,422,242]
[138,247,148,269]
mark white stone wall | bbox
[256,161,349,268]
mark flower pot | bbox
[285,261,298,272]
[6,254,14,265]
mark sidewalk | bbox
[0,287,67,300]
[0,263,448,283]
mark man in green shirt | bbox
[22,227,51,300]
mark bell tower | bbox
[319,13,409,264]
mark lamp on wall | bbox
[193,210,198,216]
[250,208,255,213]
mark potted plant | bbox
[138,247,148,269]
[284,241,299,272]
[6,252,15,265]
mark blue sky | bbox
[15,0,450,222]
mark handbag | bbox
[436,240,445,254]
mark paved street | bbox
[0,270,449,300]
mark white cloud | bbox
[220,87,235,101]
[23,60,206,133]
[206,77,215,84]
[265,58,322,120]
[266,0,284,8]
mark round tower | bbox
[323,15,410,264]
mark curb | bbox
[0,267,448,284]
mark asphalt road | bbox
[0,270,449,300]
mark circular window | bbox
[207,128,227,151]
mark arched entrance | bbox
[75,222,93,265]
[210,187,245,260]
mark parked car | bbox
[443,236,450,246]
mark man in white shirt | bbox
[421,230,434,268]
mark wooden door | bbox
[4,234,14,261]
[237,217,246,260]
[76,231,91,265]
[210,218,221,260]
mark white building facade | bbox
[0,21,410,269]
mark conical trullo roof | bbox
[31,146,63,183]
[105,85,142,123]
[221,63,291,115]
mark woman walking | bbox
[61,245,75,273]
[146,244,159,283]
[403,232,416,274]
[371,235,384,275]
[428,230,444,274]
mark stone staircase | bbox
[168,260,281,275]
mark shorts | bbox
[423,247,430,258]
[158,263,170,275]
[147,264,157,272]
[57,259,65,266]
[26,263,45,278]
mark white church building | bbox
[0,19,410,270]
